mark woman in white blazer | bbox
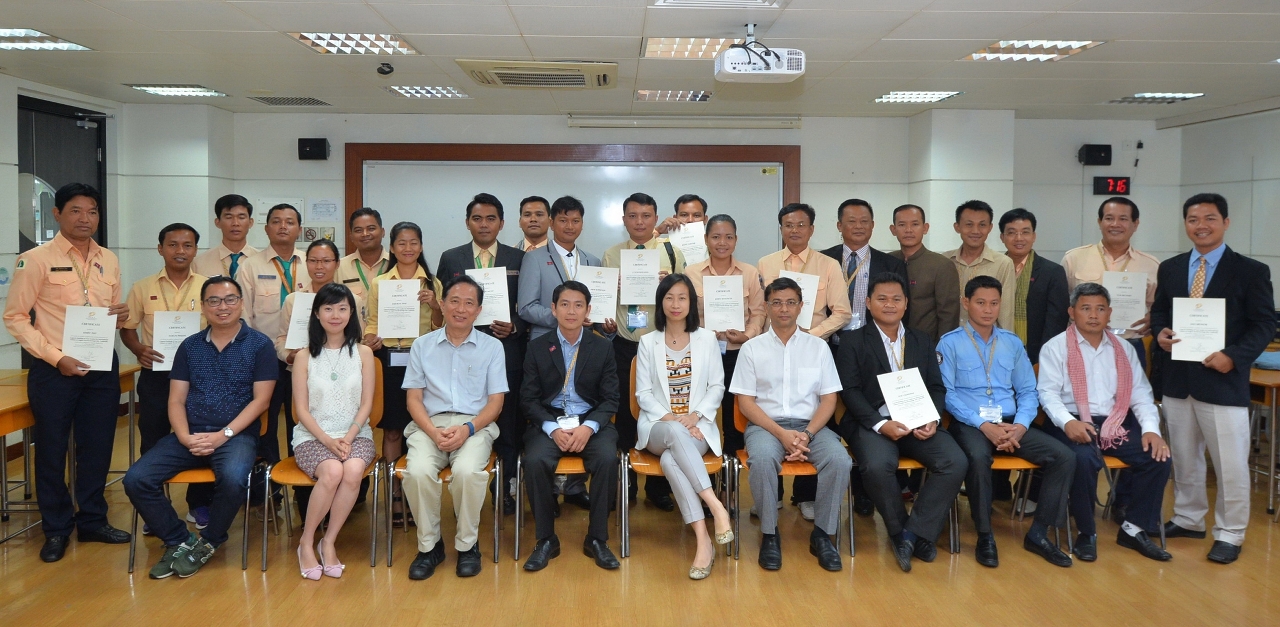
[635,273,733,580]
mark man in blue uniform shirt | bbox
[937,275,1074,569]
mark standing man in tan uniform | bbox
[336,207,389,319]
[192,194,257,282]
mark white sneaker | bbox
[1015,498,1037,514]
[798,501,816,521]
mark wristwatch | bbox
[692,411,705,422]
[223,427,235,438]
[802,429,815,443]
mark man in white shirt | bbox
[1037,282,1172,563]
[731,277,852,572]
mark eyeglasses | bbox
[203,295,242,307]
[306,257,337,265]
[768,299,801,309]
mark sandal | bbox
[391,495,406,528]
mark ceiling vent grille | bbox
[249,96,332,106]
[456,59,617,89]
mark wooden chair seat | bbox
[897,457,925,471]
[1103,455,1129,470]
[990,456,1039,471]
[390,453,496,482]
[271,456,378,487]
[166,468,216,485]
[629,448,722,476]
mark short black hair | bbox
[1183,192,1228,219]
[623,192,657,212]
[467,193,504,220]
[674,194,707,214]
[54,182,101,212]
[998,208,1037,232]
[442,274,485,305]
[201,275,242,299]
[1069,282,1111,308]
[1097,197,1138,222]
[955,200,994,224]
[520,196,550,214]
[777,203,815,226]
[266,203,302,224]
[349,207,382,229]
[654,273,699,333]
[892,204,925,222]
[868,271,908,299]
[837,198,873,221]
[552,280,591,305]
[214,194,252,220]
[764,277,802,302]
[158,222,200,246]
[550,195,585,218]
[963,275,1003,299]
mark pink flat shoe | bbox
[320,540,344,579]
[298,546,322,581]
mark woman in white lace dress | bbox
[292,283,376,580]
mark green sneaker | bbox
[148,543,185,579]
[171,536,217,578]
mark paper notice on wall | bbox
[308,199,341,223]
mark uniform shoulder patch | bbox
[936,350,943,365]
[15,258,25,270]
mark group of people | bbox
[3,182,1271,585]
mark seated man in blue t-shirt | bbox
[124,276,278,580]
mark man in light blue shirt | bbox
[401,275,508,581]
[938,275,1074,569]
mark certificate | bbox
[877,368,941,430]
[284,292,316,350]
[619,249,661,305]
[152,311,202,372]
[378,279,421,339]
[666,222,707,264]
[702,275,746,332]
[778,270,819,329]
[1102,271,1147,333]
[465,267,511,326]
[1171,297,1226,362]
[61,306,117,371]
[580,267,619,323]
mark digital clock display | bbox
[1093,176,1131,195]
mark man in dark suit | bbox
[836,272,967,572]
[1151,193,1274,565]
[999,208,1069,364]
[520,281,621,572]
[438,193,526,515]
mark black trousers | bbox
[613,335,670,498]
[949,418,1074,534]
[523,425,618,542]
[493,335,527,496]
[1041,412,1170,536]
[259,359,293,464]
[137,368,212,509]
[27,355,120,536]
[850,426,967,542]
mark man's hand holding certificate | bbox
[702,275,746,332]
[465,267,511,327]
[777,271,819,329]
[62,306,117,372]
[152,311,202,372]
[876,367,941,430]
[1167,297,1227,363]
[620,249,660,305]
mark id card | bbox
[978,404,1002,423]
[627,309,648,330]
[850,311,863,330]
[718,339,728,355]
[389,350,410,368]
[556,415,581,431]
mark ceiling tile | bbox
[853,39,987,61]
[226,2,394,32]
[169,30,306,55]
[884,11,1048,40]
[641,7,782,38]
[89,1,270,31]
[1075,40,1280,63]
[371,3,520,35]
[38,28,197,53]
[523,36,642,60]
[399,34,530,57]
[763,10,913,39]
[3,0,146,31]
[509,5,646,37]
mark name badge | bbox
[389,351,410,367]
[50,267,73,272]
[718,339,728,355]
[626,309,648,330]
[557,415,581,431]
[342,278,360,284]
[257,274,277,280]
[978,404,1002,423]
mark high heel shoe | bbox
[299,545,322,581]
[319,539,345,579]
[689,553,715,580]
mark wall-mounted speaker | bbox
[1077,144,1112,166]
[298,138,330,160]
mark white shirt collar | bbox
[551,240,575,258]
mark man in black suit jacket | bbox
[999,208,1069,364]
[437,193,527,515]
[519,281,620,572]
[1151,193,1274,565]
[835,272,967,572]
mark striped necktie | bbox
[1190,256,1207,298]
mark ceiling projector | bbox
[713,25,804,83]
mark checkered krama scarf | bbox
[1065,324,1132,449]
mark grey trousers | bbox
[745,419,852,535]
[645,421,711,524]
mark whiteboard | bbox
[362,161,784,267]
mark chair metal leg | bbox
[1017,470,1034,522]
[128,507,138,574]
[620,454,630,558]
[241,472,251,570]
[261,465,273,572]
[847,478,855,557]
[370,461,381,567]
[733,458,741,561]
[492,459,501,564]
[24,428,34,500]
[514,455,523,561]
[386,460,394,567]
[949,498,961,554]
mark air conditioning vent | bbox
[249,96,331,106]
[456,59,617,89]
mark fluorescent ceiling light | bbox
[385,86,470,99]
[567,115,799,129]
[636,89,711,102]
[966,40,1102,62]
[1107,92,1204,104]
[289,33,418,55]
[651,0,783,7]
[874,91,961,103]
[0,28,90,51]
[643,37,743,59]
[128,84,226,97]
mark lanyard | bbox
[160,274,199,311]
[354,257,387,293]
[962,324,998,396]
[560,247,578,279]
[272,257,296,304]
[67,252,92,306]
[474,247,494,269]
[886,333,905,371]
[560,341,581,409]
[844,250,870,288]
[1097,243,1131,273]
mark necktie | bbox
[627,244,644,323]
[847,251,860,306]
[1190,256,1207,298]
[228,252,243,280]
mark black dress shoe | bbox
[78,524,130,544]
[583,537,620,570]
[854,496,874,517]
[456,544,482,577]
[1163,521,1206,539]
[809,529,842,572]
[645,493,676,512]
[891,535,914,573]
[912,538,937,563]
[40,535,70,563]
[563,491,590,511]
[523,536,561,572]
[408,542,445,580]
[503,494,517,517]
[1024,534,1073,567]
[758,533,782,570]
[1207,540,1241,564]
[1117,529,1171,561]
[975,533,999,568]
[1072,534,1097,562]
